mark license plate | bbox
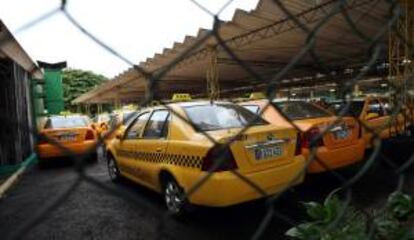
[334,130,349,140]
[254,145,282,160]
[58,134,77,141]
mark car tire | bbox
[162,178,190,216]
[107,154,121,182]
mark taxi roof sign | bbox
[172,93,192,102]
[249,92,266,100]
[122,104,137,110]
[59,111,72,116]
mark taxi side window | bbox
[368,99,385,117]
[243,105,260,114]
[143,110,170,139]
[125,112,150,139]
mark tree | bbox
[62,69,107,112]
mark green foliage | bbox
[388,192,414,220]
[62,69,107,111]
[286,191,414,240]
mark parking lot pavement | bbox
[1,139,414,240]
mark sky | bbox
[0,0,258,78]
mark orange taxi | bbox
[328,96,410,148]
[240,98,365,173]
[37,115,98,161]
[92,113,110,137]
[101,110,139,145]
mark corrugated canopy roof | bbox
[73,0,390,104]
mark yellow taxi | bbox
[37,114,98,161]
[92,113,110,136]
[106,98,305,214]
[101,110,139,144]
[328,96,409,148]
[240,97,365,173]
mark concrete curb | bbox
[0,153,37,199]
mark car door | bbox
[116,112,150,180]
[134,109,170,189]
[381,98,407,136]
[362,98,389,142]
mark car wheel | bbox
[163,179,187,216]
[107,154,120,182]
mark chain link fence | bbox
[1,0,414,239]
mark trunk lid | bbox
[295,116,359,149]
[207,124,298,174]
[40,127,93,144]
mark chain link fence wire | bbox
[1,0,414,239]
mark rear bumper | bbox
[178,155,305,207]
[304,138,365,173]
[37,140,97,159]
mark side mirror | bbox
[366,112,379,120]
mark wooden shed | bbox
[0,20,43,166]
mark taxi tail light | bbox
[302,128,323,149]
[202,145,238,172]
[295,133,302,155]
[85,130,95,140]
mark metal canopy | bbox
[73,0,390,104]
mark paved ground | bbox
[1,137,414,240]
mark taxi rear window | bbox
[328,101,365,117]
[274,101,332,120]
[183,104,268,131]
[45,116,88,129]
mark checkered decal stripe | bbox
[116,149,203,169]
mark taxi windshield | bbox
[274,101,332,120]
[328,101,365,117]
[45,116,89,129]
[184,103,268,131]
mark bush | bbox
[286,191,414,240]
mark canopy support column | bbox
[206,46,220,101]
